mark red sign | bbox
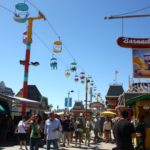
[117,37,150,48]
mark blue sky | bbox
[1,0,150,109]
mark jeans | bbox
[30,138,40,150]
[46,139,59,150]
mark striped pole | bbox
[22,14,45,114]
[22,18,33,115]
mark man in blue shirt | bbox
[44,112,62,150]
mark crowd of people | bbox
[7,112,113,150]
[0,110,148,150]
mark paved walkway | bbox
[0,141,115,150]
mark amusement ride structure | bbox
[0,0,101,116]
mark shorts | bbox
[75,131,82,139]
[18,133,27,141]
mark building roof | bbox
[0,81,15,96]
[72,101,84,110]
[16,85,42,102]
[28,85,42,102]
[117,92,145,106]
[0,93,40,104]
[106,84,124,97]
[123,92,143,101]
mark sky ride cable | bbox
[25,0,82,65]
[0,1,98,91]
[33,31,68,68]
[0,3,68,73]
[25,0,98,89]
[26,0,59,38]
[109,5,150,18]
[0,4,14,14]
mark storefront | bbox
[126,94,150,149]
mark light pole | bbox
[20,60,40,66]
[67,90,74,110]
[85,77,88,117]
[84,77,92,118]
[22,11,45,114]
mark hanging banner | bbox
[65,98,68,107]
[117,37,150,48]
[68,98,72,107]
[133,49,150,78]
[64,97,72,107]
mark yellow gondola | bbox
[53,40,62,53]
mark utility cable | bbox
[33,31,68,68]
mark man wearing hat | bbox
[44,112,62,150]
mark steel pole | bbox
[22,13,45,114]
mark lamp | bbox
[20,60,40,66]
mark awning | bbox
[0,104,6,114]
[56,112,64,115]
[126,94,150,106]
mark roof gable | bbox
[16,85,42,102]
[106,84,124,97]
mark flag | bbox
[115,70,119,74]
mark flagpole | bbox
[115,70,118,84]
[115,73,117,84]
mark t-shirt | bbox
[103,121,112,130]
[44,118,61,140]
[62,119,71,132]
[30,122,41,138]
[113,119,135,150]
[18,120,26,134]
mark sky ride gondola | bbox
[23,31,27,44]
[90,80,94,86]
[94,86,97,91]
[53,40,62,53]
[70,60,77,72]
[14,2,29,23]
[74,74,79,82]
[65,69,71,77]
[80,71,85,83]
[50,55,57,70]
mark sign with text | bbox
[117,37,150,48]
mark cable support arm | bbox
[104,14,150,20]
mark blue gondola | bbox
[14,3,29,23]
[50,56,57,70]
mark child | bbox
[85,119,92,147]
[85,126,91,147]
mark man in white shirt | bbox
[44,112,61,150]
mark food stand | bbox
[126,94,150,149]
